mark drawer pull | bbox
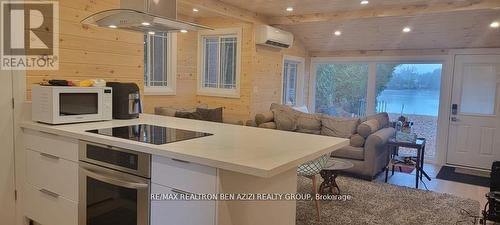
[39,131,59,136]
[40,152,60,160]
[39,189,59,198]
[171,188,192,196]
[171,158,191,164]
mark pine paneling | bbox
[26,0,144,100]
[143,16,310,122]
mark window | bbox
[144,33,176,95]
[282,56,305,106]
[311,59,444,160]
[198,28,241,98]
[314,63,369,117]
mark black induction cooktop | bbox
[87,124,213,145]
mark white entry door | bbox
[447,55,500,169]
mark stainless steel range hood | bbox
[81,0,211,34]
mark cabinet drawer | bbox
[151,183,216,225]
[152,155,217,194]
[24,129,79,162]
[26,149,79,202]
[23,183,78,225]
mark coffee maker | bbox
[106,82,141,119]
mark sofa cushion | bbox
[320,115,360,138]
[296,113,321,134]
[258,122,277,129]
[271,104,299,131]
[357,119,380,138]
[196,107,223,123]
[331,146,364,160]
[155,107,177,117]
[255,111,274,125]
[155,104,208,117]
[350,134,365,147]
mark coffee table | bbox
[319,158,354,195]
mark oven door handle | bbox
[81,167,149,190]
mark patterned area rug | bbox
[296,176,480,225]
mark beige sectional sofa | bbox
[249,103,395,180]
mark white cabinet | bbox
[24,129,79,162]
[152,155,217,194]
[23,182,78,225]
[151,155,218,225]
[26,149,79,202]
[150,183,216,225]
[22,129,79,225]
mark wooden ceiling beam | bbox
[268,0,500,25]
[180,0,269,24]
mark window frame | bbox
[144,33,177,96]
[281,55,305,106]
[197,28,242,98]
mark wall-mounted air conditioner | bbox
[256,25,294,49]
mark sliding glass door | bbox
[313,61,443,159]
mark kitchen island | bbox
[20,113,348,225]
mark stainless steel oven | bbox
[79,141,151,225]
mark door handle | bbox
[171,188,192,196]
[39,188,60,198]
[451,117,459,122]
[40,152,60,160]
[81,167,149,189]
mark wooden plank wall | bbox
[143,17,310,122]
[251,40,310,117]
[25,0,310,122]
[26,0,144,99]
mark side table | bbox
[385,137,431,188]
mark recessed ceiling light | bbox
[193,8,199,12]
[402,27,411,33]
[148,31,155,35]
[141,22,150,26]
[108,25,117,28]
[334,30,342,36]
[491,21,499,28]
[286,7,294,12]
[180,29,188,33]
[360,0,369,5]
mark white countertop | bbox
[21,114,349,178]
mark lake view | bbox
[376,89,440,116]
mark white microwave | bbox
[32,85,113,124]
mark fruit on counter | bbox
[37,79,107,87]
[78,80,94,87]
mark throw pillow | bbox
[272,107,298,131]
[196,107,223,123]
[357,119,380,138]
[255,111,274,125]
[320,115,360,138]
[350,134,365,147]
[174,111,202,120]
